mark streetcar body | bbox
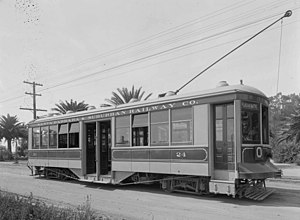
[28,82,281,200]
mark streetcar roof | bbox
[28,83,267,125]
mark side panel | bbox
[112,148,132,171]
[194,104,209,146]
[28,149,82,169]
[132,148,150,172]
[112,146,208,175]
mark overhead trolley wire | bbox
[174,10,292,94]
[276,19,284,94]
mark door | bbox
[214,103,235,179]
[86,123,96,174]
[100,121,111,175]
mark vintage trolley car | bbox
[27,81,281,200]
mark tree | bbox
[279,109,300,144]
[0,114,25,153]
[52,99,89,114]
[269,93,300,163]
[105,85,152,106]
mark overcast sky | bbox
[0,0,299,123]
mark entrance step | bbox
[99,175,111,184]
[85,174,97,181]
[209,180,235,196]
[81,174,112,184]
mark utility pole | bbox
[20,81,47,119]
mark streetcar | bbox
[27,81,281,200]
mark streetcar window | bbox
[116,116,130,147]
[171,108,193,145]
[262,106,269,144]
[32,127,40,149]
[241,102,260,144]
[69,123,79,148]
[132,113,148,146]
[40,126,49,149]
[49,125,58,148]
[151,110,169,146]
[58,124,68,148]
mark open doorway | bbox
[86,123,96,174]
[99,121,111,175]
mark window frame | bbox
[32,127,40,149]
[49,125,58,148]
[40,126,49,149]
[241,101,261,144]
[132,113,149,147]
[115,116,130,147]
[171,107,193,145]
[69,122,80,148]
[150,110,169,146]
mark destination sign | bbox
[241,101,259,110]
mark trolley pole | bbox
[20,81,47,119]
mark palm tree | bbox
[0,114,24,153]
[105,85,152,106]
[51,99,89,114]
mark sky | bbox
[0,0,299,123]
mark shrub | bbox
[272,142,300,163]
[0,147,13,161]
[0,191,107,220]
[295,154,300,166]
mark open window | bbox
[69,122,79,148]
[132,113,148,146]
[58,124,68,148]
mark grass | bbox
[0,191,109,220]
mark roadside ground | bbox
[272,163,300,181]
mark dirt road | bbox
[1,162,300,220]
